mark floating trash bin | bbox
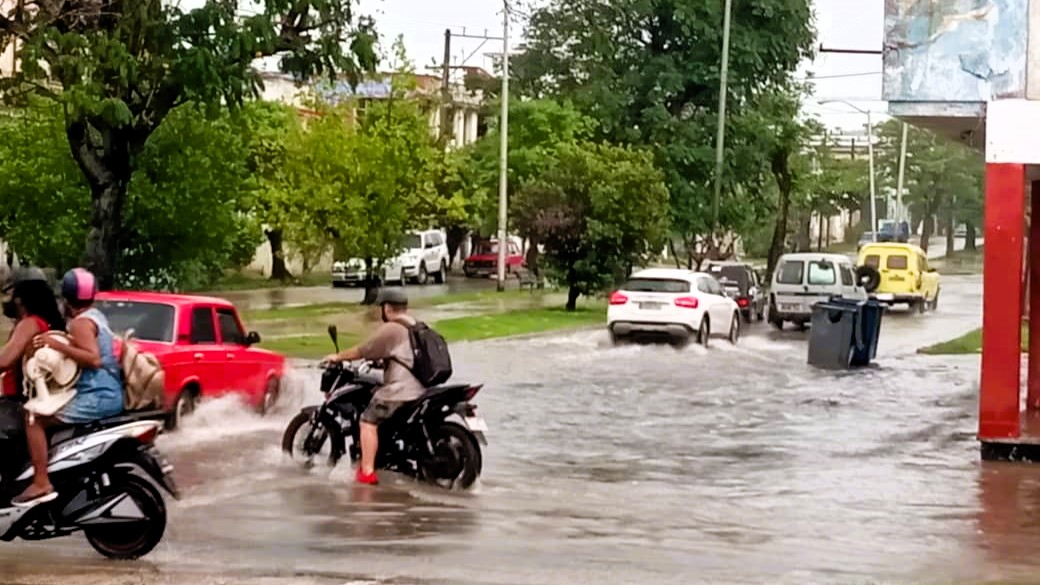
[807,299,863,370]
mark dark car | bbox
[878,220,910,243]
[703,261,767,323]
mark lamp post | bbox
[496,1,510,291]
[819,100,879,242]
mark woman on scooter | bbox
[0,268,66,400]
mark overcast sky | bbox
[356,0,887,132]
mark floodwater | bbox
[6,274,1031,585]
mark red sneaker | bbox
[355,468,379,485]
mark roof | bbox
[96,291,235,307]
[777,252,854,262]
[857,242,927,255]
[630,268,698,281]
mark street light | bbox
[818,99,878,243]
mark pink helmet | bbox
[61,268,97,305]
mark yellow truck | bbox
[855,242,941,313]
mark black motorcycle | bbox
[281,326,488,489]
[0,401,179,559]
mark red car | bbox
[95,291,286,428]
[463,240,525,277]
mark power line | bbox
[801,71,882,80]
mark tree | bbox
[0,0,377,289]
[0,100,260,289]
[517,142,670,310]
[512,0,814,259]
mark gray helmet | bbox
[375,287,409,306]
[1,266,48,293]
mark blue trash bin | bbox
[852,299,883,366]
[808,300,862,370]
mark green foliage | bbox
[0,0,379,287]
[516,142,670,309]
[512,0,815,253]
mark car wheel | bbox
[698,318,710,348]
[931,288,940,311]
[728,313,740,344]
[768,301,783,330]
[167,388,197,431]
[916,299,927,314]
[756,303,765,322]
[417,263,429,285]
[399,269,407,285]
[434,260,447,284]
[741,309,752,324]
[260,377,280,416]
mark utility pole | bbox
[440,29,453,144]
[496,1,510,291]
[867,110,878,242]
[895,122,909,224]
[712,0,734,232]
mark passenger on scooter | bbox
[15,268,124,506]
[322,288,424,485]
[0,268,65,399]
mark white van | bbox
[769,253,866,330]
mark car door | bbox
[701,276,729,324]
[187,305,226,397]
[217,307,262,400]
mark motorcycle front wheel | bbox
[419,423,482,490]
[282,411,344,468]
[84,473,167,560]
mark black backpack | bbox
[400,321,453,387]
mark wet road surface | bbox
[7,274,1031,585]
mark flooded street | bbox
[6,274,1031,585]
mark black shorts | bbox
[361,399,405,425]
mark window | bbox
[776,261,804,285]
[217,308,245,345]
[886,255,909,270]
[401,234,422,250]
[864,255,880,268]
[704,277,723,296]
[622,278,691,294]
[840,265,854,286]
[190,307,217,344]
[425,232,442,247]
[807,261,837,285]
[706,264,750,291]
[96,301,175,343]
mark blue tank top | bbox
[76,308,124,396]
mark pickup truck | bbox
[95,291,286,429]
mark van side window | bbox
[807,261,837,285]
[887,255,909,270]
[840,265,854,286]
[776,261,803,285]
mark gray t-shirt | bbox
[358,318,425,403]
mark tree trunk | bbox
[525,240,541,280]
[265,228,293,281]
[667,239,682,269]
[766,183,792,280]
[920,215,934,254]
[446,226,467,269]
[566,284,580,311]
[85,181,129,291]
[797,214,812,252]
[816,213,823,251]
[966,221,978,251]
[945,209,955,258]
[361,258,381,305]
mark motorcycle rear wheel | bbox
[84,474,167,560]
[282,411,344,468]
[419,423,482,490]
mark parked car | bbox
[877,220,910,243]
[607,268,741,347]
[857,232,875,251]
[332,229,450,287]
[463,239,525,278]
[856,242,940,312]
[703,261,767,323]
[769,253,867,330]
[95,291,287,429]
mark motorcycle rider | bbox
[323,288,424,485]
[0,268,66,399]
[16,268,125,506]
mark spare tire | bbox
[856,265,881,292]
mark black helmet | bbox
[1,266,48,294]
[374,288,409,306]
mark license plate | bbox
[876,293,894,301]
[638,302,663,310]
[465,416,489,432]
[781,303,801,312]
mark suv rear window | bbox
[776,261,804,285]
[886,255,909,270]
[622,278,691,293]
[707,265,750,289]
[864,255,880,268]
[807,261,837,285]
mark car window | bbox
[706,264,750,290]
[840,265,854,286]
[96,301,176,343]
[704,277,723,295]
[510,243,520,255]
[696,278,711,294]
[807,261,837,285]
[190,307,217,344]
[887,255,909,270]
[776,261,804,285]
[428,232,441,247]
[217,308,245,345]
[864,255,880,268]
[622,278,691,293]
[401,234,422,250]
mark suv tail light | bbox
[736,297,750,308]
[674,296,699,309]
[609,292,628,305]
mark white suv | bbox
[333,230,450,287]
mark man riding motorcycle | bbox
[322,288,424,485]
